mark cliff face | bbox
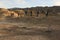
[0,6,60,18]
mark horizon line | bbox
[0,5,60,9]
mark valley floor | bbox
[0,16,60,40]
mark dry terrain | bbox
[0,16,60,40]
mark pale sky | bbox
[0,0,60,8]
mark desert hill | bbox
[0,6,60,19]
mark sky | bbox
[0,0,60,8]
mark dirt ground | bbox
[0,16,60,40]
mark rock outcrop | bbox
[0,6,60,18]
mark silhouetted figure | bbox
[37,11,39,17]
[30,11,32,16]
[46,11,48,16]
[25,11,27,15]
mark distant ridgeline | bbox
[0,6,60,18]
